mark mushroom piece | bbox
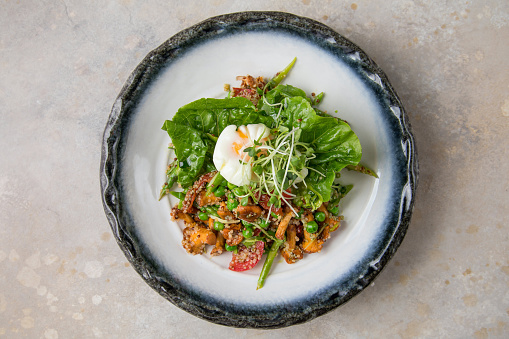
[236,205,263,222]
[221,228,244,246]
[280,224,303,264]
[181,171,217,213]
[210,232,226,257]
[275,208,295,240]
[182,225,216,255]
[301,229,324,254]
[170,207,194,225]
[195,189,223,207]
[217,202,235,220]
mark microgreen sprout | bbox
[234,115,309,216]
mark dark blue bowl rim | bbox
[100,11,418,329]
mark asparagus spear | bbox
[345,164,379,178]
[266,57,297,90]
[205,171,225,195]
[257,238,284,290]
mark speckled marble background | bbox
[0,1,508,338]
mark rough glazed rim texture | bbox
[100,11,418,329]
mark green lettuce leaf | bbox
[278,96,362,172]
[258,84,310,118]
[161,121,208,188]
[162,97,274,188]
[173,97,273,137]
[304,165,336,209]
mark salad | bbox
[159,58,376,289]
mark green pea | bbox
[328,206,339,215]
[225,244,237,252]
[227,199,238,210]
[241,220,252,227]
[242,228,253,238]
[198,212,209,221]
[233,187,245,196]
[314,211,326,222]
[214,185,226,197]
[240,196,249,206]
[213,221,224,231]
[306,221,318,233]
[259,219,269,229]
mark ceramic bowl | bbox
[100,11,417,328]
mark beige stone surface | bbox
[1,0,508,338]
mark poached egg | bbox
[213,124,271,186]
